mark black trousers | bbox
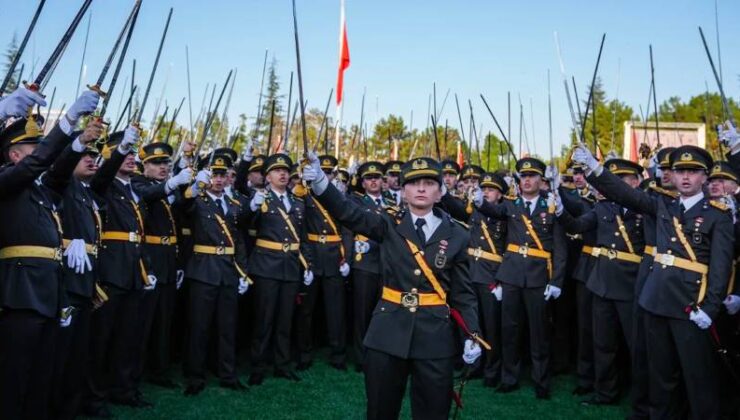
[297,274,347,365]
[141,282,177,381]
[352,269,383,367]
[250,276,300,373]
[184,279,238,386]
[500,283,550,390]
[630,303,650,419]
[644,311,720,420]
[551,276,575,373]
[0,309,56,420]
[474,283,502,383]
[592,294,632,402]
[88,287,143,404]
[52,300,92,420]
[575,281,595,389]
[364,348,454,420]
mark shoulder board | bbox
[228,197,241,206]
[709,200,730,211]
[385,205,400,215]
[293,196,304,202]
[451,218,470,230]
[504,194,518,201]
[649,184,679,199]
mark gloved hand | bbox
[689,308,712,329]
[242,141,254,161]
[718,121,740,154]
[144,274,158,291]
[490,284,502,301]
[250,189,267,212]
[303,270,314,286]
[354,240,370,254]
[190,169,210,196]
[301,151,324,183]
[571,144,600,173]
[551,168,561,191]
[544,284,562,301]
[723,295,740,315]
[339,262,350,277]
[348,161,359,176]
[550,192,564,216]
[118,124,140,153]
[0,87,47,120]
[332,177,347,194]
[64,239,92,274]
[462,339,482,365]
[74,119,105,150]
[60,307,74,328]
[176,269,185,290]
[167,167,193,191]
[66,90,100,123]
[720,194,737,224]
[472,187,483,208]
[238,277,249,295]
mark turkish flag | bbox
[336,1,350,105]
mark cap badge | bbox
[412,159,428,170]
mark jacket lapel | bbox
[396,212,422,247]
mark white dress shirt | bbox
[410,210,441,241]
[274,191,291,212]
[206,191,229,214]
[679,192,704,213]
[116,177,139,203]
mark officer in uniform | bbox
[459,164,483,192]
[383,160,403,206]
[0,87,99,419]
[556,158,646,405]
[442,172,508,387]
[132,143,192,389]
[473,157,567,399]
[303,154,484,420]
[88,126,157,410]
[247,153,312,385]
[182,155,249,395]
[348,161,394,372]
[440,159,461,193]
[297,154,351,371]
[572,144,733,419]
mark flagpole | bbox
[335,0,349,160]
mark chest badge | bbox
[434,253,447,268]
[692,232,702,244]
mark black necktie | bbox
[124,183,134,200]
[415,218,427,246]
[375,198,382,207]
[215,198,225,216]
[679,202,686,222]
[525,201,532,216]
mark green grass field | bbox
[102,359,629,419]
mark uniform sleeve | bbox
[132,177,168,202]
[440,193,471,222]
[549,218,568,289]
[298,200,314,270]
[558,206,598,234]
[704,211,735,319]
[476,199,509,220]
[588,170,657,216]
[559,186,590,216]
[448,229,481,335]
[313,182,388,243]
[90,148,126,195]
[235,158,251,196]
[41,145,84,196]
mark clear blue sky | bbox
[2,0,739,156]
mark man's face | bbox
[119,153,137,175]
[461,177,479,191]
[7,143,37,164]
[143,160,170,181]
[209,172,226,193]
[661,169,673,188]
[482,186,502,203]
[386,174,400,190]
[248,171,264,188]
[671,169,706,196]
[74,154,98,179]
[707,178,737,198]
[443,173,458,190]
[226,169,236,187]
[402,178,441,210]
[573,172,587,189]
[519,173,542,195]
[266,168,289,190]
[619,174,640,189]
[362,175,382,195]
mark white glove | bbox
[491,284,502,301]
[303,270,314,286]
[550,192,564,216]
[64,239,92,274]
[354,240,370,254]
[551,168,561,191]
[238,277,249,295]
[250,189,267,212]
[339,262,350,277]
[332,177,347,194]
[348,162,359,176]
[472,187,483,207]
[0,87,47,120]
[66,90,100,123]
[724,295,740,315]
[720,194,738,224]
[118,124,140,153]
[719,121,740,154]
[144,274,158,291]
[544,284,562,301]
[301,151,325,183]
[242,141,254,161]
[571,144,600,173]
[176,269,185,290]
[462,339,482,365]
[59,307,73,328]
[167,167,193,191]
[190,169,210,196]
[504,175,514,188]
[689,308,712,330]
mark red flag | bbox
[456,142,464,167]
[630,128,638,162]
[336,0,350,105]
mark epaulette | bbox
[391,207,405,224]
[450,218,470,230]
[385,205,400,215]
[228,197,241,206]
[709,200,731,212]
[293,196,304,202]
[649,184,679,199]
[504,194,518,201]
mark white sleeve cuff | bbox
[71,137,86,153]
[312,174,329,195]
[118,144,132,154]
[59,116,74,136]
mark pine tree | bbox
[2,34,20,94]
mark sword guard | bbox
[87,84,108,98]
[23,81,44,97]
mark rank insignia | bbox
[692,232,702,244]
[434,253,447,268]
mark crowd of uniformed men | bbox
[0,85,739,420]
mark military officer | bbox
[473,157,567,399]
[572,144,733,419]
[440,159,461,193]
[303,154,483,420]
[383,160,403,206]
[459,164,483,192]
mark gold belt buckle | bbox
[319,234,327,244]
[54,248,63,261]
[129,232,138,242]
[518,245,529,256]
[216,246,226,255]
[282,243,291,252]
[473,248,483,259]
[161,236,171,245]
[659,254,675,266]
[591,247,602,257]
[401,290,420,312]
[607,249,618,260]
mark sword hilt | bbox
[23,81,44,97]
[87,84,108,98]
